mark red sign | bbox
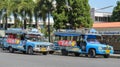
[7,38,20,44]
[58,40,76,46]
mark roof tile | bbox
[93,22,120,28]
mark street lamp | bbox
[48,0,56,42]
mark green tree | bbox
[34,0,41,28]
[111,1,120,21]
[36,0,55,36]
[18,0,35,29]
[52,0,68,29]
[37,0,54,26]
[52,0,93,29]
[70,0,93,28]
[27,0,36,28]
[11,0,19,28]
[0,0,16,29]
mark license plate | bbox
[106,50,110,54]
[72,48,79,51]
[41,48,46,51]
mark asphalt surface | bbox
[0,49,120,67]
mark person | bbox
[21,34,25,40]
[80,39,86,51]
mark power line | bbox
[96,5,113,10]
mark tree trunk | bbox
[14,14,17,28]
[35,17,38,28]
[5,15,8,30]
[24,18,27,29]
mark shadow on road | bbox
[0,48,49,56]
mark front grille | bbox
[103,47,111,50]
[37,45,47,48]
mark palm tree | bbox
[18,0,36,29]
[33,0,42,29]
[12,0,20,28]
[34,6,39,28]
[36,0,54,37]
[27,0,36,28]
[38,0,49,27]
[0,0,16,30]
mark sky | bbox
[89,0,118,12]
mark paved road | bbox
[0,49,120,67]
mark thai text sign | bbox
[58,40,76,46]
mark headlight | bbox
[98,46,103,50]
[47,46,50,49]
[111,47,113,50]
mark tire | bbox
[2,47,5,50]
[22,51,26,54]
[27,47,34,55]
[1,45,5,50]
[49,51,54,54]
[103,54,110,58]
[74,53,80,56]
[88,49,96,58]
[9,47,14,53]
[61,49,68,56]
[85,54,88,57]
[43,52,48,55]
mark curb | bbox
[110,54,120,58]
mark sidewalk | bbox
[110,54,120,58]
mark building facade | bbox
[90,8,112,22]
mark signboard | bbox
[7,38,20,44]
[58,40,76,46]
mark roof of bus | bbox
[27,32,44,36]
[5,28,26,34]
[54,28,99,36]
[54,32,81,36]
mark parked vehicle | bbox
[2,28,54,55]
[53,29,114,58]
[0,30,5,48]
[98,31,120,54]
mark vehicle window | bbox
[26,34,46,42]
[87,38,99,43]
